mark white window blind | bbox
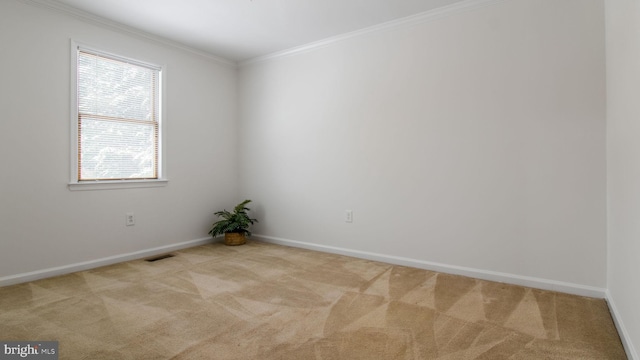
[76,49,160,181]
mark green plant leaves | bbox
[208,199,258,238]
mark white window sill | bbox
[68,179,168,191]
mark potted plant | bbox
[208,200,258,246]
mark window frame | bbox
[69,40,167,191]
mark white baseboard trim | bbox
[254,234,607,299]
[0,237,216,287]
[606,290,639,360]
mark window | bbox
[70,42,166,190]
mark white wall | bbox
[0,0,238,283]
[606,0,640,357]
[239,0,607,289]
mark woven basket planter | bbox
[224,232,246,246]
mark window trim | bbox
[69,40,167,191]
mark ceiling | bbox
[50,0,467,62]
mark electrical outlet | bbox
[345,210,353,223]
[126,213,135,226]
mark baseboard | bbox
[606,290,639,360]
[0,237,216,287]
[254,234,607,299]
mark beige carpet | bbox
[0,241,626,359]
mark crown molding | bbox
[18,0,237,68]
[19,0,507,69]
[240,0,506,67]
